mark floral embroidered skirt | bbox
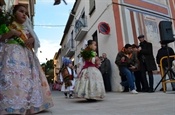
[74,67,106,100]
[0,43,53,114]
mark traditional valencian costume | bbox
[0,17,53,114]
[60,57,77,98]
[74,48,106,100]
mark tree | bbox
[41,59,54,84]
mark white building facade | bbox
[1,0,35,24]
[59,0,175,91]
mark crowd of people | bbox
[115,35,157,94]
[115,35,175,94]
[57,35,175,99]
[56,37,174,103]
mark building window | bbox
[71,31,74,48]
[89,0,95,15]
[80,12,86,26]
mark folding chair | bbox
[159,55,175,92]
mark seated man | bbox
[115,44,138,94]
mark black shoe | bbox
[64,93,68,98]
[159,88,167,91]
[69,94,74,99]
[141,88,149,92]
[159,88,163,91]
[172,88,175,91]
[148,89,154,93]
[106,90,112,92]
[123,88,129,92]
[136,89,142,92]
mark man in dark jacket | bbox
[138,35,157,92]
[100,53,112,92]
[132,44,144,92]
[115,44,139,94]
[156,42,175,91]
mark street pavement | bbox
[37,90,175,115]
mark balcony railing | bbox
[74,17,88,41]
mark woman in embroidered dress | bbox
[74,40,106,100]
[0,5,53,114]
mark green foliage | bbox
[0,24,9,34]
[80,49,96,60]
[46,59,54,70]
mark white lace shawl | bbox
[23,17,40,54]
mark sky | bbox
[34,0,75,63]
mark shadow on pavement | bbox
[36,110,51,114]
[74,99,104,103]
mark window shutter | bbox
[89,0,95,15]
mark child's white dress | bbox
[74,57,106,99]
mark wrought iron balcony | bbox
[74,17,88,41]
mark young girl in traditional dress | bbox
[0,5,53,114]
[60,57,77,98]
[74,40,106,100]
